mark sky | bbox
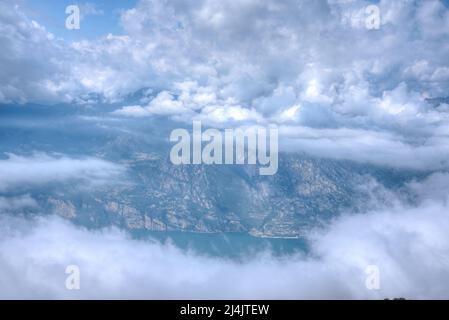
[1,0,448,169]
[19,0,137,41]
[1,0,449,299]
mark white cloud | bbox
[1,0,449,168]
[112,82,263,124]
[0,176,448,299]
[0,1,70,103]
[0,195,37,212]
[406,172,449,203]
[278,125,449,170]
[111,105,152,117]
[194,105,263,124]
[1,0,447,108]
[0,153,126,191]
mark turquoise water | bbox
[131,230,309,260]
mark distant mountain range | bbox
[0,102,430,237]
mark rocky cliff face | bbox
[0,104,421,238]
[38,149,414,237]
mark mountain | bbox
[0,103,425,238]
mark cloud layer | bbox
[1,179,448,299]
[2,0,448,169]
[0,153,125,191]
[1,0,449,299]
